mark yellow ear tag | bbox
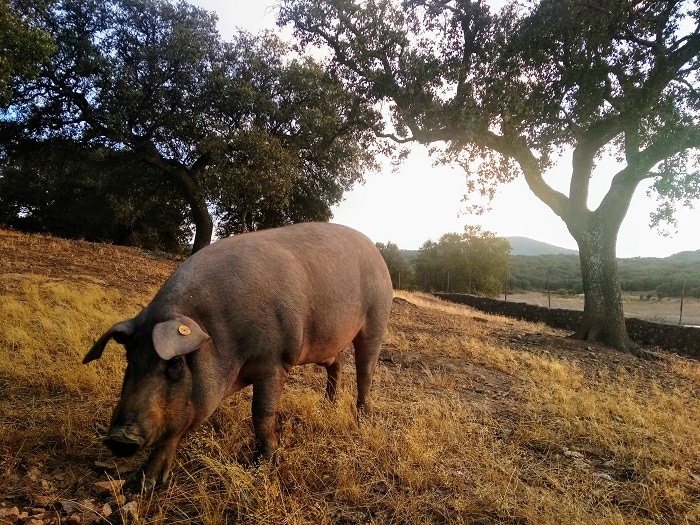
[178,325,191,336]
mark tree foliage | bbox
[280,0,700,351]
[206,33,380,235]
[0,140,189,251]
[376,240,414,288]
[1,0,379,251]
[0,0,55,104]
[413,226,510,296]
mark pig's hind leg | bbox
[352,328,385,414]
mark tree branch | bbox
[598,125,700,226]
[481,130,570,219]
[376,132,415,143]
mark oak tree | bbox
[2,0,379,251]
[280,0,700,354]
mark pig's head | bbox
[83,314,211,467]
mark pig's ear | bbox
[152,315,210,361]
[83,319,136,364]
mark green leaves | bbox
[281,0,700,207]
[376,241,413,288]
[204,33,379,235]
[3,0,381,249]
[648,151,700,234]
[0,0,55,105]
[413,226,510,296]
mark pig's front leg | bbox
[124,437,181,492]
[251,369,287,464]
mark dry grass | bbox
[1,229,699,524]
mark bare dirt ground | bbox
[386,295,687,412]
[0,229,179,296]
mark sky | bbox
[189,0,700,258]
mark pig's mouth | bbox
[104,427,145,458]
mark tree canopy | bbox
[1,0,380,251]
[280,0,700,352]
[413,226,510,296]
[376,240,414,288]
[0,0,55,104]
[205,33,380,236]
[0,140,190,251]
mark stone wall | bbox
[434,293,700,358]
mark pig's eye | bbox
[165,356,185,381]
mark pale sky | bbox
[190,0,700,258]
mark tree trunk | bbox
[566,210,654,358]
[162,167,213,254]
[136,140,213,253]
[188,193,214,254]
[572,220,632,349]
[508,134,656,357]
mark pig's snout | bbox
[104,427,144,458]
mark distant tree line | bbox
[508,253,700,299]
[376,227,510,297]
[379,232,700,300]
[508,255,583,295]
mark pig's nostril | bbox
[104,432,143,458]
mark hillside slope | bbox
[0,229,178,296]
[505,236,578,256]
[0,229,699,525]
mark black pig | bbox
[84,222,393,490]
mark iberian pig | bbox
[83,222,393,490]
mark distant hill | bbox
[505,237,578,256]
[666,250,700,263]
[400,238,577,258]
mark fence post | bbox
[679,281,685,325]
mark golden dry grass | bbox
[1,229,699,524]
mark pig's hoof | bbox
[251,449,281,469]
[123,471,156,493]
[355,406,373,425]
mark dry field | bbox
[1,229,699,524]
[506,292,700,327]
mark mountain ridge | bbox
[505,236,578,256]
[400,236,700,261]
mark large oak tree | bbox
[280,0,700,354]
[2,0,379,252]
